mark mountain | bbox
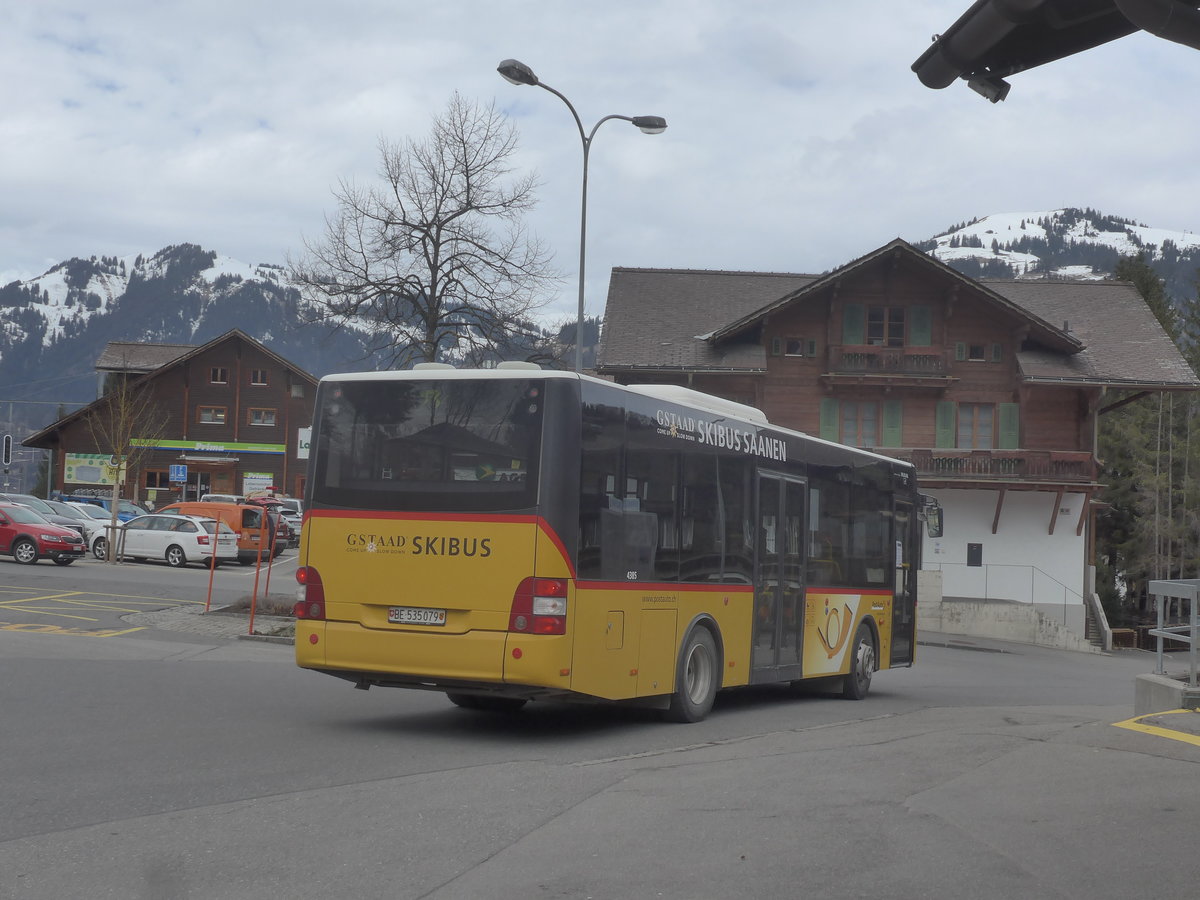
[0,244,382,439]
[2,208,1196,439]
[914,207,1200,302]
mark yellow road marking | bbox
[0,587,199,635]
[0,621,145,636]
[1112,709,1200,749]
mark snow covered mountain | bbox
[0,244,380,434]
[916,207,1200,301]
[2,208,1196,439]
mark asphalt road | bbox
[1,562,1197,900]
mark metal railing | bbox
[924,561,1085,615]
[829,346,947,375]
[1147,580,1199,689]
[887,448,1097,482]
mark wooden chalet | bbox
[25,329,318,505]
[597,238,1200,643]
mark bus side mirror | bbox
[923,507,943,538]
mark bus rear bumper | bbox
[295,620,573,698]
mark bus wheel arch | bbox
[843,620,878,701]
[665,617,723,723]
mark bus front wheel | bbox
[666,626,719,723]
[842,624,875,700]
[446,693,527,713]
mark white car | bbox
[98,513,239,568]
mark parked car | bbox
[44,499,106,545]
[96,513,238,568]
[273,497,303,537]
[0,502,87,565]
[0,492,88,538]
[63,495,149,523]
[154,501,281,565]
[246,498,299,548]
[200,493,244,504]
[65,502,121,558]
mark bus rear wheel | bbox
[666,626,719,723]
[842,624,875,700]
[446,693,527,713]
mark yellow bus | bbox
[293,366,941,722]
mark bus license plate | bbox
[388,606,447,626]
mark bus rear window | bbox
[310,379,542,512]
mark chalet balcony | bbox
[829,345,947,375]
[821,346,955,388]
[883,448,1099,484]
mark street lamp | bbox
[498,58,666,373]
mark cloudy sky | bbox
[4,1,1199,324]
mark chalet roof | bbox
[24,329,319,449]
[595,269,817,372]
[597,240,1199,391]
[985,279,1200,389]
[707,239,1082,354]
[96,341,194,373]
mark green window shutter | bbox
[881,399,903,447]
[992,342,1003,362]
[954,342,966,361]
[998,403,1020,449]
[936,400,956,448]
[770,336,782,356]
[842,304,864,345]
[910,306,932,347]
[820,398,840,442]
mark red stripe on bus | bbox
[307,509,541,524]
[575,581,754,593]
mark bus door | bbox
[891,499,916,665]
[751,472,807,681]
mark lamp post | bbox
[498,58,666,373]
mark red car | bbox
[0,502,88,565]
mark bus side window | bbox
[718,456,754,584]
[808,472,850,587]
[579,402,622,581]
[625,446,677,582]
[680,454,722,583]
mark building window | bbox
[968,344,986,361]
[958,403,995,449]
[290,383,305,399]
[248,408,277,426]
[839,401,878,448]
[785,337,816,357]
[250,368,269,386]
[145,470,171,489]
[866,306,905,347]
[210,367,228,384]
[198,406,227,424]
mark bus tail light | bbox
[294,566,326,620]
[509,577,568,635]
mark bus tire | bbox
[842,624,876,700]
[446,693,527,713]
[666,626,719,723]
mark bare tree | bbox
[83,371,167,564]
[291,92,559,367]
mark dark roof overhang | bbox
[912,1,1200,100]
